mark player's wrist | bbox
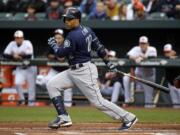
[102,58,109,65]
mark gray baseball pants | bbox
[47,62,135,123]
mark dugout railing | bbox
[0,58,180,106]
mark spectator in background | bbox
[63,0,82,7]
[0,1,6,12]
[119,3,127,20]
[143,0,156,13]
[57,0,66,6]
[163,44,180,108]
[175,3,180,19]
[30,0,46,13]
[143,0,180,19]
[124,36,157,108]
[46,0,64,20]
[79,0,97,19]
[64,0,74,10]
[5,0,30,13]
[25,4,37,21]
[126,0,146,20]
[89,1,108,20]
[3,30,37,106]
[104,0,121,20]
[73,0,82,7]
[100,50,124,104]
[36,29,73,107]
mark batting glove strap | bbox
[103,59,117,72]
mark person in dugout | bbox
[36,29,73,107]
[3,30,37,106]
[163,43,180,108]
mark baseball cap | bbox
[54,29,64,35]
[139,36,148,43]
[14,30,24,38]
[164,44,172,52]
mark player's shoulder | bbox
[8,41,16,46]
[66,28,78,39]
[83,26,92,32]
[148,46,157,51]
[83,26,94,34]
[23,40,31,43]
[131,46,140,51]
[23,40,32,45]
[127,46,140,55]
[67,25,92,39]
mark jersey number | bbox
[86,35,92,52]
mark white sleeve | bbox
[127,47,138,57]
[25,41,33,55]
[148,47,157,57]
[4,42,13,55]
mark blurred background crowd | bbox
[0,0,180,108]
[0,0,180,21]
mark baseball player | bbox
[36,29,73,107]
[3,30,37,106]
[124,36,157,108]
[163,44,180,108]
[47,7,137,130]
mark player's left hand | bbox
[48,37,57,48]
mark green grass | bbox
[0,106,180,124]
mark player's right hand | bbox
[135,57,143,63]
[48,37,57,48]
[106,61,117,72]
[13,53,22,60]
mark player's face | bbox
[15,37,24,45]
[164,51,172,57]
[55,34,64,45]
[64,18,74,29]
[139,43,148,52]
[64,18,79,29]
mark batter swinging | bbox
[47,7,137,130]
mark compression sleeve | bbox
[91,31,107,58]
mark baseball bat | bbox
[153,76,165,104]
[115,70,170,93]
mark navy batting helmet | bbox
[62,7,81,22]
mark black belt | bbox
[70,63,84,70]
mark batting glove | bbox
[106,61,118,72]
[48,37,57,48]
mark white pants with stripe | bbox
[15,66,37,105]
[47,62,135,123]
[123,72,155,107]
[100,81,123,103]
